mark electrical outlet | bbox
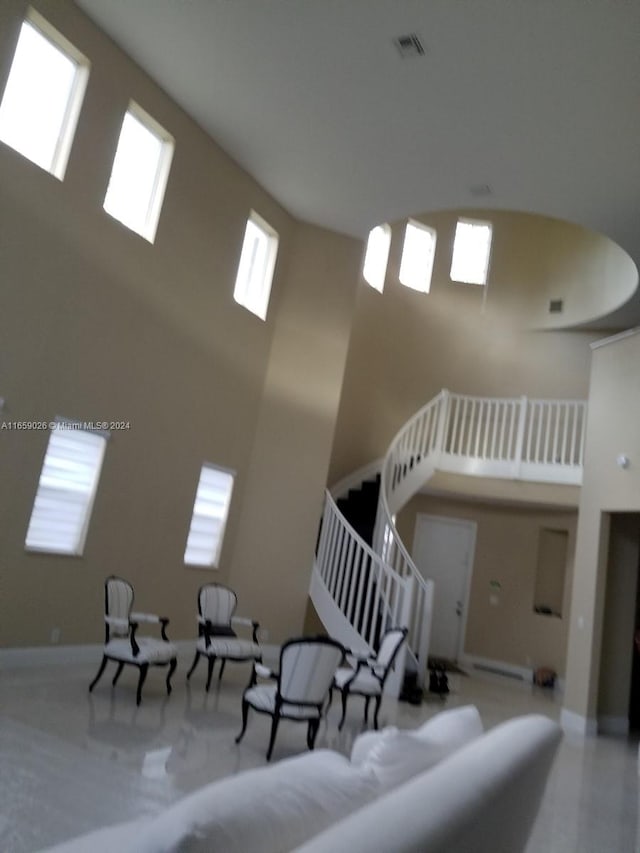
[50,627,60,644]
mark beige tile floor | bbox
[0,654,637,852]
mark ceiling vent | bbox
[470,184,493,198]
[549,299,564,314]
[394,34,425,58]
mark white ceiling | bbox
[76,0,640,325]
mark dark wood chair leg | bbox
[373,695,382,730]
[266,714,280,761]
[186,651,200,680]
[307,718,320,750]
[166,658,177,695]
[326,686,333,710]
[235,698,250,744]
[89,655,108,693]
[205,656,216,692]
[338,689,349,731]
[218,659,227,682]
[136,664,149,706]
[112,661,125,686]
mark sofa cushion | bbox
[40,749,379,853]
[293,714,562,853]
[414,703,483,746]
[350,704,483,790]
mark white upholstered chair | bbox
[186,583,262,691]
[88,575,177,705]
[235,636,346,760]
[331,626,408,730]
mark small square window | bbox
[362,224,391,292]
[184,464,235,568]
[399,220,437,293]
[233,211,279,320]
[450,218,493,285]
[103,102,174,243]
[0,9,89,179]
[25,420,107,556]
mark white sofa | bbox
[41,706,561,853]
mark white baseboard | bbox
[560,707,598,736]
[460,654,533,683]
[0,642,102,669]
[0,640,282,670]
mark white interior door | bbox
[411,514,476,661]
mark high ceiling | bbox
[76,0,640,325]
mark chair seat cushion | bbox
[105,637,176,664]
[196,637,261,659]
[333,666,381,696]
[244,684,319,719]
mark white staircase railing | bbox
[440,393,587,485]
[310,491,414,696]
[312,389,587,691]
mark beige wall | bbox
[0,0,359,648]
[397,493,577,676]
[2,0,636,713]
[527,218,637,330]
[228,223,361,642]
[328,209,602,485]
[564,330,640,724]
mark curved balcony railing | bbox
[312,390,586,688]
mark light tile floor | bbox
[0,656,637,852]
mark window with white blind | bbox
[399,220,437,293]
[0,8,89,179]
[450,218,493,285]
[233,210,279,320]
[103,102,174,243]
[184,464,235,568]
[362,223,391,292]
[25,421,107,555]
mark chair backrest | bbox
[279,637,345,706]
[105,576,133,638]
[375,627,408,676]
[198,584,237,627]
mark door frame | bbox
[412,513,477,662]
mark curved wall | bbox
[493,212,638,330]
[329,209,610,485]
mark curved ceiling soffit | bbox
[372,208,639,333]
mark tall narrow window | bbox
[363,224,391,292]
[25,421,107,555]
[0,8,89,179]
[399,220,437,293]
[233,210,279,320]
[184,464,235,568]
[450,218,493,285]
[103,102,174,243]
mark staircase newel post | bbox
[513,395,527,478]
[385,572,414,698]
[434,388,450,467]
